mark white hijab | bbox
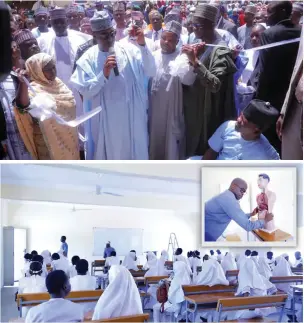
[41,250,52,265]
[251,256,259,267]
[236,259,276,296]
[157,250,169,276]
[221,252,237,273]
[122,252,139,271]
[92,265,143,320]
[258,256,272,280]
[237,254,248,269]
[52,255,70,274]
[19,275,47,294]
[168,261,191,306]
[144,252,159,277]
[174,255,192,275]
[272,256,293,293]
[106,256,120,267]
[195,258,229,286]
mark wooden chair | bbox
[144,275,169,291]
[91,260,106,275]
[270,275,303,284]
[215,294,288,322]
[182,284,236,296]
[93,313,150,322]
[226,270,239,279]
[16,290,103,317]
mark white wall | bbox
[6,202,199,264]
[202,167,296,238]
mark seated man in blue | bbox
[190,99,280,160]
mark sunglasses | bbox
[97,30,116,40]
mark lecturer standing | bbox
[205,178,274,241]
[103,242,115,258]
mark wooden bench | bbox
[215,294,288,322]
[226,270,239,279]
[129,269,148,277]
[91,260,106,275]
[291,267,303,275]
[270,275,303,284]
[144,275,169,291]
[16,290,103,317]
[93,313,150,322]
[183,284,236,296]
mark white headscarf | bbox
[237,254,248,270]
[52,254,70,274]
[195,258,229,286]
[258,256,272,280]
[41,250,52,265]
[174,255,192,275]
[221,252,237,273]
[236,258,276,296]
[19,275,47,294]
[122,251,139,271]
[272,256,293,293]
[106,256,120,267]
[92,265,143,320]
[168,261,191,306]
[144,252,159,277]
[157,250,169,276]
[251,256,259,267]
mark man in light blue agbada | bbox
[60,236,68,257]
[71,10,156,160]
[205,178,274,241]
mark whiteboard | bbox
[93,228,143,256]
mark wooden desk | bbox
[252,229,292,242]
[134,277,145,286]
[185,292,235,322]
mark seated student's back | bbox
[25,270,84,323]
[70,259,97,291]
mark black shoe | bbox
[178,320,186,322]
[200,317,208,322]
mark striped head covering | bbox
[90,10,113,31]
[66,5,78,15]
[34,6,49,17]
[245,5,257,15]
[164,8,182,24]
[194,4,219,24]
[164,20,182,37]
[14,29,35,45]
[50,7,66,20]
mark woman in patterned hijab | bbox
[14,53,79,160]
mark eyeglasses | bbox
[235,184,247,194]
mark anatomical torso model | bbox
[256,174,276,232]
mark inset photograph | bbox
[202,166,297,246]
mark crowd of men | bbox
[0,0,302,160]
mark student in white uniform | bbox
[194,258,229,322]
[222,258,277,321]
[22,253,33,277]
[32,255,48,277]
[237,249,251,269]
[266,251,275,270]
[251,251,259,267]
[258,255,272,280]
[158,250,171,276]
[216,250,224,262]
[153,261,191,322]
[294,251,303,268]
[221,252,237,283]
[122,251,139,271]
[281,253,293,268]
[144,252,158,274]
[19,262,48,318]
[51,253,70,274]
[92,265,143,320]
[41,250,52,266]
[210,250,217,260]
[192,251,203,273]
[187,251,194,269]
[25,270,84,323]
[272,256,293,293]
[70,259,98,313]
[174,248,192,275]
[68,255,80,278]
[105,250,120,267]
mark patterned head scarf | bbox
[25,53,54,86]
[194,4,219,24]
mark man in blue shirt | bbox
[60,236,68,257]
[103,242,115,258]
[205,178,274,241]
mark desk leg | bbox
[19,303,22,318]
[292,288,296,322]
[186,300,188,323]
[193,303,197,323]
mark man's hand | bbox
[231,44,243,60]
[103,55,117,79]
[182,45,196,65]
[276,115,283,140]
[194,42,205,58]
[135,26,146,46]
[250,207,259,217]
[265,213,274,223]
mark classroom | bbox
[0,163,303,322]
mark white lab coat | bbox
[25,298,84,322]
[92,265,143,320]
